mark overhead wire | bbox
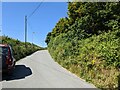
[26,0,44,45]
[28,0,44,19]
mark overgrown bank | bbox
[1,36,44,61]
[48,30,120,89]
[46,2,120,89]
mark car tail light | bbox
[6,48,12,65]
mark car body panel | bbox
[0,44,16,74]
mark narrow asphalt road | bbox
[2,50,96,88]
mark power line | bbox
[24,1,44,47]
[28,1,44,19]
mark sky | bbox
[2,2,68,47]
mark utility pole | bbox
[32,32,35,49]
[25,15,27,48]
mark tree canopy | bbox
[45,2,120,44]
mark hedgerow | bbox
[2,36,43,61]
[46,2,120,89]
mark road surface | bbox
[1,50,96,88]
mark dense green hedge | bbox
[2,36,44,61]
[46,2,120,89]
[48,30,120,89]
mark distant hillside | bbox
[46,2,120,89]
[1,36,44,61]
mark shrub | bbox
[2,36,43,61]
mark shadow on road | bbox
[2,65,32,81]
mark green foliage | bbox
[46,2,120,44]
[45,32,52,45]
[45,17,70,44]
[46,2,120,89]
[2,36,43,61]
[48,30,120,88]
